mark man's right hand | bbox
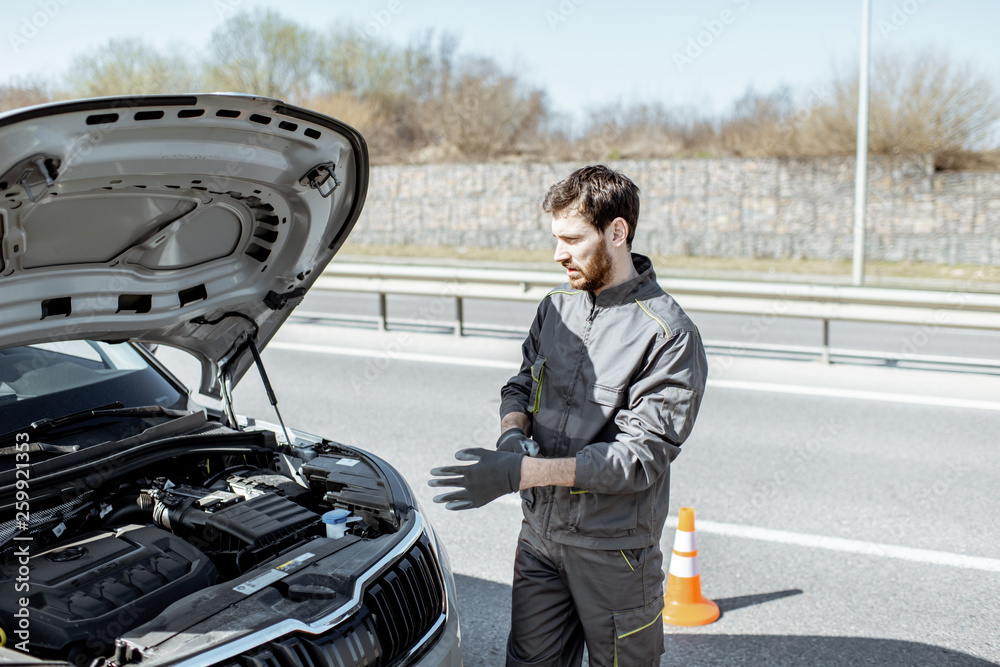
[496,427,539,457]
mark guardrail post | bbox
[455,296,464,337]
[377,293,387,332]
[820,318,830,364]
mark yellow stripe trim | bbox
[620,550,635,571]
[569,489,589,494]
[530,363,544,413]
[614,606,665,665]
[617,609,664,639]
[635,299,671,338]
[545,289,583,298]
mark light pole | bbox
[852,0,872,286]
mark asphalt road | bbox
[205,316,1000,667]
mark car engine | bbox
[0,431,403,667]
[0,524,218,665]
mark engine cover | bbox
[301,454,394,517]
[0,524,218,657]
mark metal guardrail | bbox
[307,262,1000,370]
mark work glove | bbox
[495,427,539,456]
[428,448,525,510]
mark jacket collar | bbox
[589,253,656,307]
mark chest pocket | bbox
[587,382,627,408]
[529,356,547,413]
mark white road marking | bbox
[269,341,1000,411]
[707,379,1000,411]
[664,516,1000,574]
[494,495,1000,573]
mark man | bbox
[429,165,708,666]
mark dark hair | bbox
[542,165,640,246]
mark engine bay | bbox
[0,426,404,667]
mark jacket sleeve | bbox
[499,299,546,420]
[574,328,708,494]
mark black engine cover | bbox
[0,524,218,656]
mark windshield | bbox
[0,341,187,432]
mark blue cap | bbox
[322,509,351,525]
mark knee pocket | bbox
[612,598,664,666]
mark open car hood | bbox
[0,94,368,397]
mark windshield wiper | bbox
[0,403,185,453]
[28,401,124,430]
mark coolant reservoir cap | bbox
[322,509,352,539]
[323,509,351,525]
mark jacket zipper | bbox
[566,302,598,532]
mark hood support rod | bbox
[247,338,293,446]
[219,370,238,429]
[193,311,292,445]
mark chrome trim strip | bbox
[167,512,437,667]
[399,612,448,665]
[395,527,456,665]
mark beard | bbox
[564,245,614,292]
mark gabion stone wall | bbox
[350,155,1000,266]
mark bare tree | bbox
[0,78,54,112]
[304,91,393,154]
[65,38,199,97]
[799,49,1000,159]
[207,8,317,101]
[417,56,548,160]
[317,27,406,101]
[575,102,718,160]
[400,30,459,104]
[718,86,797,157]
[307,29,458,160]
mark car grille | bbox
[214,534,446,667]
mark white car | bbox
[0,94,462,667]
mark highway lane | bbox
[297,290,1000,366]
[211,322,1000,666]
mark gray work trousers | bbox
[506,521,665,667]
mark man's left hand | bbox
[428,448,525,510]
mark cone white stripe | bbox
[668,553,700,578]
[673,530,697,553]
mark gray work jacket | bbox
[500,254,708,550]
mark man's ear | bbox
[610,217,630,247]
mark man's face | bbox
[551,208,614,292]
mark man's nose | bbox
[553,242,570,263]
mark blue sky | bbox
[5,0,1000,124]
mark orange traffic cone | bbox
[662,507,720,626]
